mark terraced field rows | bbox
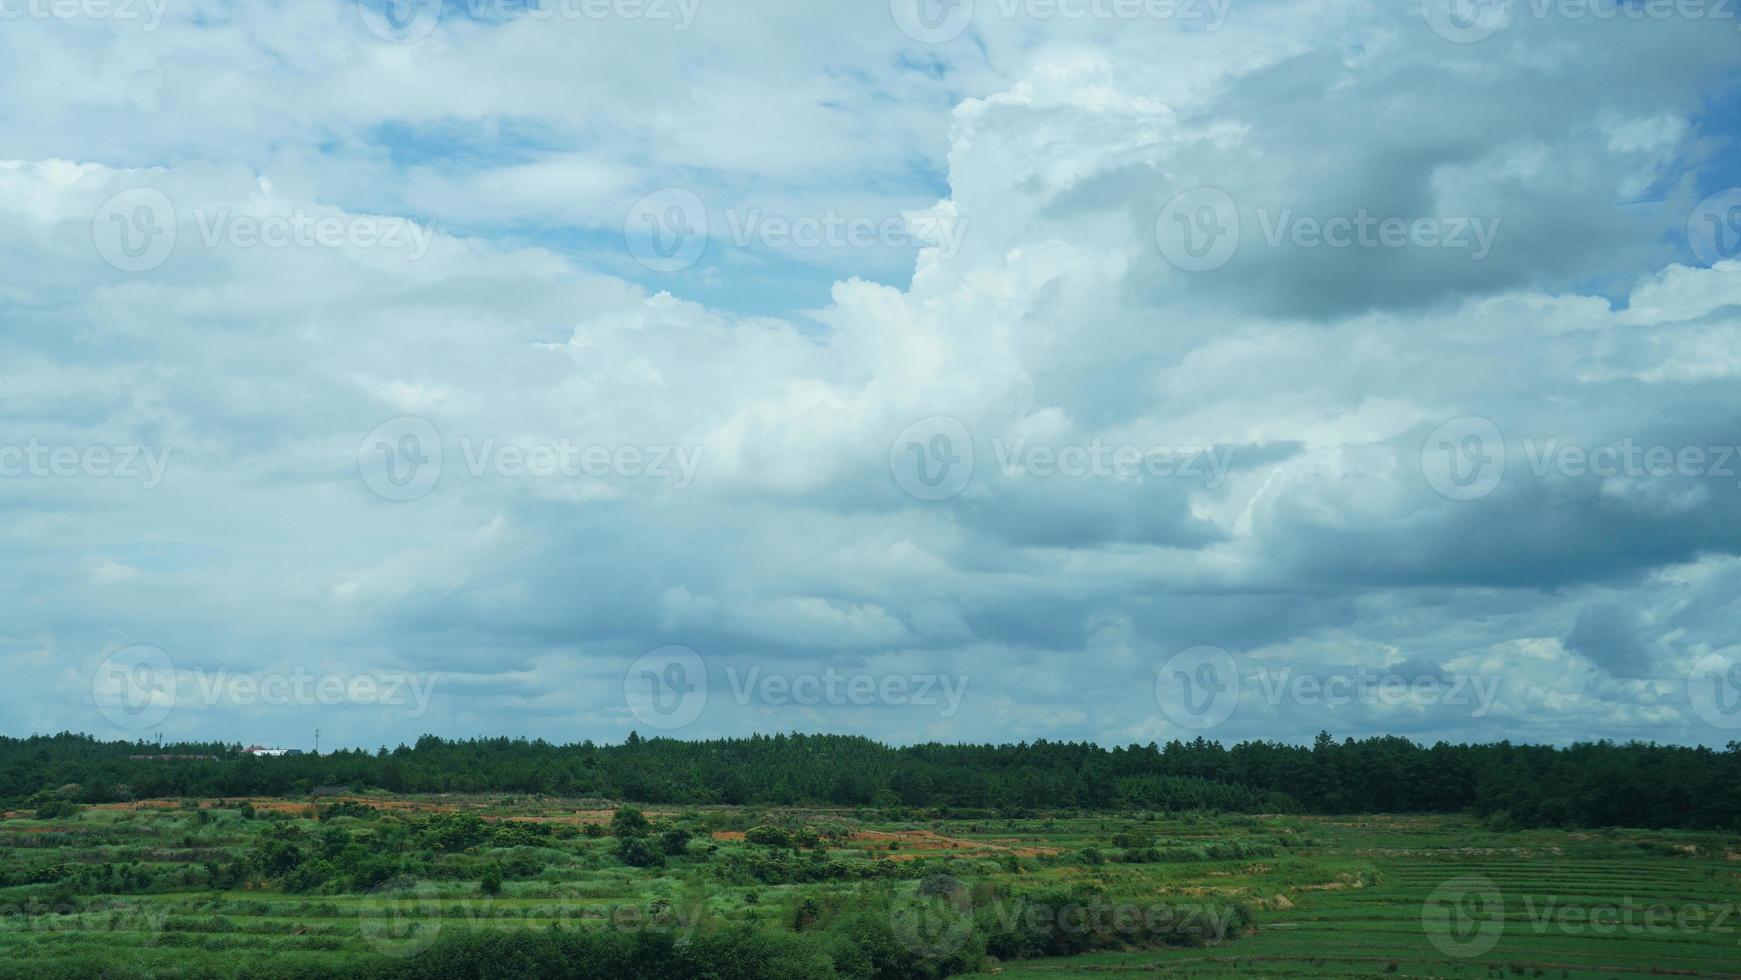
[1007,824,1741,978]
[4,804,1738,977]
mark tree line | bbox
[4,731,1735,829]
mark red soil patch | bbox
[507,810,659,826]
[848,829,1059,858]
[88,800,181,811]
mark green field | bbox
[2,799,1737,978]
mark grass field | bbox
[2,799,1737,978]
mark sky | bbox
[4,0,1741,752]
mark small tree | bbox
[744,825,791,848]
[615,835,665,868]
[479,863,503,895]
[611,805,650,838]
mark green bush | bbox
[611,806,651,838]
[745,825,791,848]
[616,835,666,868]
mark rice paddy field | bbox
[2,798,1737,978]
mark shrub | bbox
[612,805,651,838]
[793,894,824,931]
[616,834,666,868]
[1110,829,1153,850]
[416,813,490,853]
[745,825,792,848]
[492,822,551,847]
